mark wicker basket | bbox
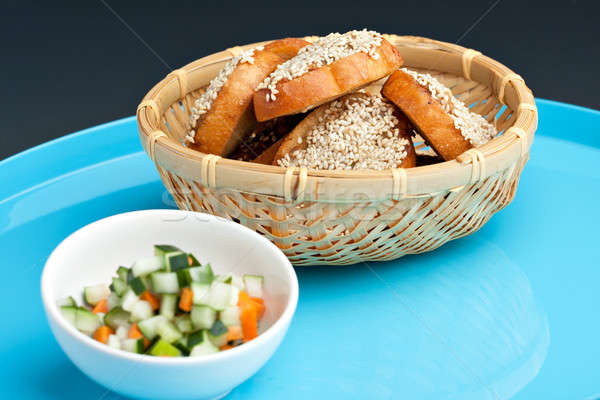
[136,34,537,266]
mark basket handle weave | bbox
[498,73,524,104]
[284,167,308,202]
[391,169,408,200]
[459,149,487,183]
[461,49,481,80]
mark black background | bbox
[2,0,598,160]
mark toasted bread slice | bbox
[253,31,402,122]
[273,93,416,170]
[382,69,471,160]
[188,38,309,156]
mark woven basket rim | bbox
[137,34,537,199]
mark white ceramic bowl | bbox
[41,210,298,400]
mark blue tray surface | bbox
[1,99,599,399]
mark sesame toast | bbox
[382,69,496,160]
[253,31,403,122]
[273,93,416,170]
[188,38,309,156]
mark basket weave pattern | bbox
[137,35,537,265]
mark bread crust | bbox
[381,69,472,161]
[253,38,403,122]
[189,38,309,156]
[273,93,416,169]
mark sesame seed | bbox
[400,68,496,146]
[277,94,409,171]
[256,30,383,101]
[186,45,264,141]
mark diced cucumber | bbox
[216,274,245,290]
[156,319,182,343]
[120,289,139,312]
[220,306,241,326]
[175,315,193,333]
[189,264,214,284]
[61,306,102,335]
[110,277,128,296]
[58,296,77,307]
[187,330,206,348]
[132,256,163,277]
[107,334,121,350]
[191,282,210,305]
[60,306,77,326]
[154,245,181,264]
[96,312,106,324]
[208,282,237,311]
[165,251,189,272]
[243,275,264,298]
[176,269,192,288]
[208,320,228,347]
[150,272,179,294]
[75,308,101,334]
[83,284,110,306]
[160,294,177,320]
[215,274,231,284]
[189,331,218,357]
[104,306,131,330]
[210,319,227,336]
[117,266,130,282]
[148,339,181,357]
[188,254,201,266]
[174,338,190,356]
[228,285,240,307]
[138,315,166,340]
[231,274,245,291]
[191,305,216,330]
[154,244,181,253]
[116,325,130,340]
[129,276,147,295]
[106,292,120,311]
[130,300,153,322]
[122,338,145,354]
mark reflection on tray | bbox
[296,238,549,399]
[373,238,549,399]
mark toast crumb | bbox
[400,68,496,146]
[277,95,409,170]
[186,45,264,141]
[256,30,383,101]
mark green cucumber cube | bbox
[148,339,181,357]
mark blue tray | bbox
[1,99,599,399]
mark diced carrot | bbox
[238,290,260,340]
[140,291,160,311]
[188,255,194,266]
[93,325,114,344]
[239,304,258,341]
[128,323,150,347]
[92,299,108,314]
[226,326,243,342]
[128,323,143,339]
[252,299,265,320]
[237,290,251,307]
[250,297,264,305]
[220,344,234,351]
[179,287,193,312]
